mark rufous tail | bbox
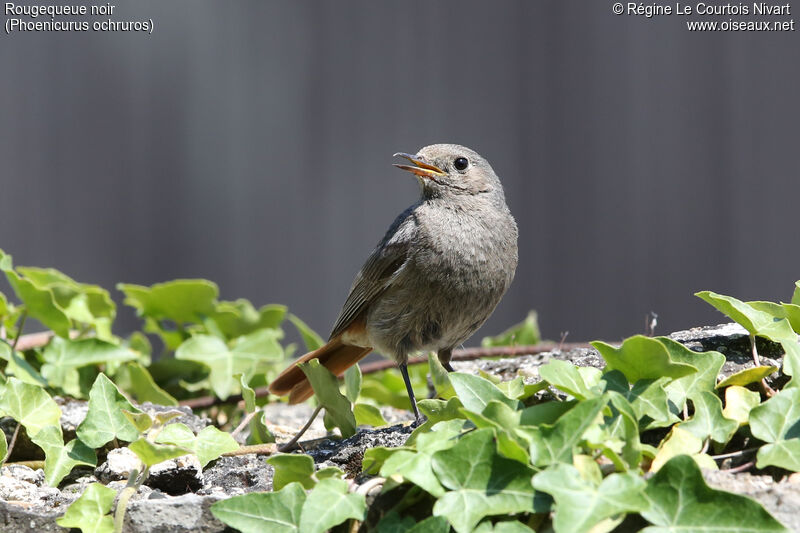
[267,336,372,404]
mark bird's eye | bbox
[453,157,469,171]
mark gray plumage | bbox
[331,144,518,366]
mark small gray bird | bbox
[268,144,518,420]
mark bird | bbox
[268,144,518,421]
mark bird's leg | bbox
[438,348,455,372]
[399,363,423,423]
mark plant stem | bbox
[710,448,757,460]
[231,411,258,439]
[3,423,21,465]
[278,405,323,453]
[11,310,27,351]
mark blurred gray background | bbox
[1,1,798,344]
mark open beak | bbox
[393,153,446,179]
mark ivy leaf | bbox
[17,266,116,340]
[481,311,540,347]
[128,438,190,467]
[431,428,540,533]
[0,250,71,337]
[41,338,139,392]
[239,374,273,444]
[659,339,725,412]
[606,392,643,470]
[56,482,116,533]
[651,427,703,473]
[723,386,761,426]
[344,364,362,403]
[77,373,141,448]
[0,377,61,437]
[696,291,800,377]
[0,341,47,387]
[210,300,287,339]
[0,427,6,464]
[30,426,96,486]
[288,314,325,352]
[211,482,305,533]
[176,331,282,400]
[526,396,607,467]
[603,373,678,430]
[267,454,317,490]
[540,359,601,400]
[299,359,356,438]
[533,463,647,533]
[354,403,388,427]
[380,422,462,498]
[428,352,455,398]
[679,391,738,445]
[641,454,787,532]
[122,410,153,433]
[117,279,218,323]
[717,366,778,389]
[114,362,178,406]
[155,423,238,467]
[298,478,366,533]
[593,336,697,383]
[749,388,800,471]
[448,372,520,413]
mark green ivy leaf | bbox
[641,454,787,532]
[679,391,738,445]
[118,279,218,323]
[211,482,306,533]
[750,388,800,471]
[448,372,520,414]
[0,377,61,437]
[238,374,273,444]
[606,391,643,470]
[603,372,678,430]
[299,359,357,438]
[354,403,387,427]
[176,330,282,400]
[540,359,601,400]
[267,454,317,490]
[77,373,141,448]
[128,438,190,467]
[651,427,703,473]
[0,251,71,337]
[428,353,455,398]
[380,421,463,497]
[723,386,761,426]
[41,338,139,393]
[299,478,366,533]
[696,291,800,377]
[288,314,324,352]
[114,362,178,406]
[0,427,6,464]
[31,426,96,486]
[56,482,116,533]
[210,300,287,339]
[122,410,153,433]
[431,428,539,533]
[344,364,362,403]
[533,463,647,533]
[481,311,540,347]
[0,341,47,387]
[593,336,697,383]
[155,423,239,467]
[526,396,607,467]
[717,366,779,389]
[658,339,725,412]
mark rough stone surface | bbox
[703,469,800,532]
[0,322,797,532]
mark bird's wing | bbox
[329,206,417,340]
